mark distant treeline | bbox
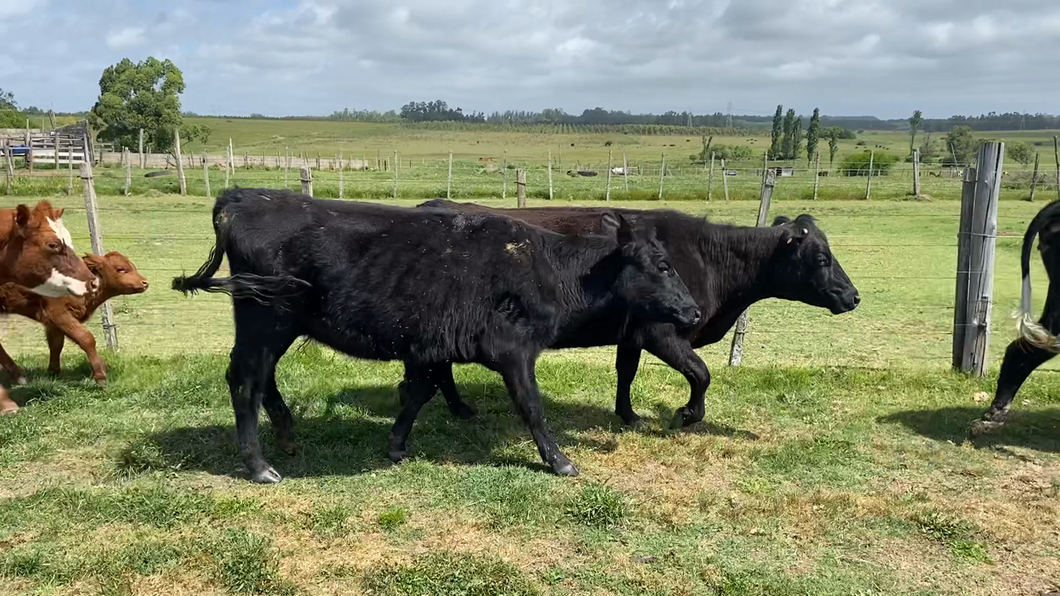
[28,107,1060,133]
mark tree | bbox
[0,88,16,111]
[909,110,922,156]
[827,129,840,169]
[89,57,185,153]
[919,131,938,162]
[944,125,976,165]
[180,123,212,147]
[792,117,803,162]
[781,109,796,160]
[770,105,783,159]
[806,108,821,166]
[1008,141,1035,165]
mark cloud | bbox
[2,0,1060,118]
[105,27,145,50]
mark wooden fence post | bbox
[283,147,290,188]
[1054,136,1059,202]
[912,149,921,197]
[300,166,313,195]
[174,128,186,195]
[228,138,235,180]
[138,128,144,169]
[865,150,875,199]
[67,146,74,196]
[605,149,613,201]
[952,142,1004,376]
[447,150,453,199]
[728,168,777,366]
[502,149,508,200]
[393,151,399,199]
[338,152,344,199]
[25,129,32,172]
[623,152,629,192]
[813,150,822,200]
[658,154,666,200]
[721,159,730,201]
[516,168,526,208]
[3,140,13,195]
[53,137,60,170]
[1029,151,1040,201]
[123,148,132,195]
[548,149,554,200]
[202,153,211,197]
[80,162,118,351]
[707,152,715,201]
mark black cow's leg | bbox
[259,333,298,456]
[389,364,439,463]
[642,335,710,429]
[970,339,1055,436]
[436,364,477,420]
[614,345,644,427]
[228,342,278,484]
[499,354,577,477]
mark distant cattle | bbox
[173,189,699,482]
[0,251,148,387]
[417,200,860,429]
[0,201,97,414]
[611,167,627,175]
[478,157,495,162]
[972,200,1060,436]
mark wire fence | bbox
[4,151,1059,203]
[0,157,1050,376]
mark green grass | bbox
[0,191,1057,594]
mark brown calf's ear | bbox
[15,205,31,229]
[53,207,65,219]
[82,254,104,274]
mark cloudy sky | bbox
[2,0,1059,119]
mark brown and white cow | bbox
[0,252,148,388]
[0,200,98,413]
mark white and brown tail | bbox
[1016,201,1060,351]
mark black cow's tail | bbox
[172,197,310,305]
[1016,201,1060,351]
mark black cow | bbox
[415,200,860,429]
[971,200,1060,436]
[173,189,700,483]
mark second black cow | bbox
[417,200,860,429]
[174,189,700,482]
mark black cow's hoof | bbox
[278,439,298,456]
[670,407,703,430]
[618,412,643,428]
[249,466,282,484]
[449,402,477,421]
[388,449,407,463]
[554,462,579,477]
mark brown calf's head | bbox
[6,201,97,298]
[83,251,149,296]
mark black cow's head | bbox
[768,214,859,314]
[601,212,701,328]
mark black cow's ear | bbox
[794,214,817,227]
[772,216,792,226]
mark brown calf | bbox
[0,201,98,413]
[0,252,147,392]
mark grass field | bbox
[0,188,1057,595]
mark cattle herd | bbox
[0,191,1055,483]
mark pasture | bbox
[0,191,1058,595]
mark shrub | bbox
[839,151,899,176]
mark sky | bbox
[2,0,1059,119]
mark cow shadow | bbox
[142,379,756,481]
[879,406,1060,454]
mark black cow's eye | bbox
[816,254,829,266]
[658,262,670,273]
